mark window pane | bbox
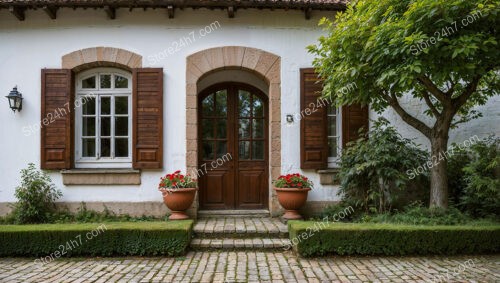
[202,119,214,139]
[82,138,95,157]
[82,97,96,115]
[328,138,338,158]
[115,117,128,136]
[239,141,250,160]
[328,116,337,136]
[202,94,214,116]
[216,119,227,139]
[115,75,128,88]
[238,91,251,117]
[101,117,110,136]
[239,119,250,139]
[216,141,227,159]
[115,97,128,114]
[82,117,95,136]
[215,90,227,117]
[252,141,264,160]
[328,105,336,115]
[101,97,110,115]
[202,141,214,160]
[82,76,96,89]
[100,74,111,88]
[101,138,111,157]
[253,96,264,117]
[252,119,264,138]
[115,138,128,157]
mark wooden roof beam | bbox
[167,5,174,18]
[9,6,25,21]
[104,5,116,19]
[305,7,312,20]
[43,6,58,19]
[227,6,234,18]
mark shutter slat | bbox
[300,68,328,169]
[132,68,163,169]
[41,69,74,169]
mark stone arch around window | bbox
[62,47,142,72]
[186,46,281,215]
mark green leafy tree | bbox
[309,0,499,208]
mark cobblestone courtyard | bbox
[0,253,498,282]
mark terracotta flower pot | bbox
[161,187,198,220]
[274,187,311,220]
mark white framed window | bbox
[327,105,342,168]
[75,68,132,168]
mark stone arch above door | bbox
[186,46,281,215]
[61,47,142,72]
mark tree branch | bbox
[380,91,432,138]
[421,89,440,118]
[417,75,449,104]
[452,75,482,111]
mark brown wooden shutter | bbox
[40,69,74,170]
[342,104,369,147]
[132,68,163,169]
[300,68,328,169]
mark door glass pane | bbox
[202,119,214,139]
[100,74,111,88]
[216,141,227,159]
[216,119,227,139]
[101,138,111,157]
[239,119,250,138]
[101,97,111,115]
[202,141,215,160]
[202,94,214,116]
[252,119,264,138]
[253,96,264,117]
[82,97,96,115]
[215,90,227,117]
[238,91,251,117]
[115,75,128,88]
[115,117,128,136]
[115,97,128,114]
[82,117,95,136]
[239,141,250,160]
[101,117,110,136]
[82,76,96,89]
[115,138,128,157]
[252,141,264,160]
[82,138,95,157]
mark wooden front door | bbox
[198,83,268,210]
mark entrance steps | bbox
[190,217,291,251]
[197,209,270,218]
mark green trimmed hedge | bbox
[0,221,193,257]
[289,221,500,257]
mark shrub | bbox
[337,118,429,213]
[12,163,62,224]
[289,221,500,257]
[0,221,193,257]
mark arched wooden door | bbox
[198,83,268,210]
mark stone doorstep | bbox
[190,238,291,251]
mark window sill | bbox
[317,168,340,185]
[61,169,141,185]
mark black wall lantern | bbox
[6,86,23,112]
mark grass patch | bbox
[289,221,500,257]
[0,221,193,257]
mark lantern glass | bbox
[6,87,23,112]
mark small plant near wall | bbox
[158,170,198,220]
[13,163,62,224]
[158,170,197,190]
[274,174,313,189]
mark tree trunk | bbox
[429,135,449,208]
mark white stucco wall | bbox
[0,8,498,207]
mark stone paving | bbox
[193,218,288,236]
[0,253,498,282]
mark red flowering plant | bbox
[274,173,313,189]
[158,170,197,191]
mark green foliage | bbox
[319,203,359,222]
[289,221,500,257]
[0,221,193,257]
[337,118,428,213]
[308,0,499,120]
[12,163,62,224]
[460,137,500,217]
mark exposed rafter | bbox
[227,6,234,18]
[9,6,25,21]
[167,5,174,19]
[104,5,115,19]
[304,7,312,20]
[42,6,58,19]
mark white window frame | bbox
[75,68,132,169]
[327,106,342,168]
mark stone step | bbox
[193,217,289,238]
[190,238,291,251]
[198,209,270,218]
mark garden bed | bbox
[0,221,193,257]
[288,221,500,257]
